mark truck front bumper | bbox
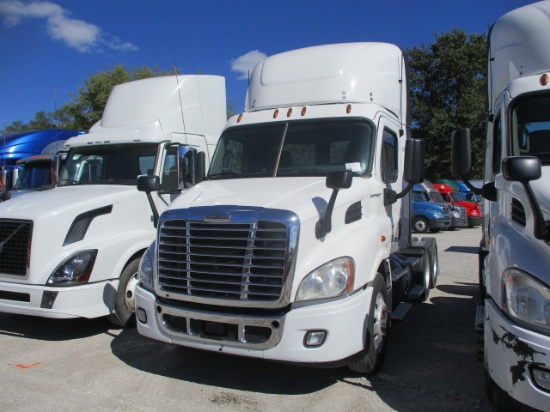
[135,284,372,365]
[428,217,451,230]
[484,299,550,411]
[0,280,117,319]
[469,216,483,227]
[450,217,468,229]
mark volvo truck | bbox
[0,75,226,327]
[135,43,439,374]
[452,2,550,410]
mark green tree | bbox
[4,111,57,134]
[406,29,487,180]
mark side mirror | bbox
[502,156,541,182]
[451,128,484,197]
[502,156,547,240]
[316,170,353,238]
[403,138,425,184]
[451,128,472,178]
[327,170,353,189]
[137,175,160,192]
[385,138,424,206]
[137,175,160,228]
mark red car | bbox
[433,183,482,227]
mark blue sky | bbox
[0,0,534,129]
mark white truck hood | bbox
[0,185,141,220]
[167,177,361,223]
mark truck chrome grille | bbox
[0,219,33,277]
[442,207,450,215]
[157,214,293,303]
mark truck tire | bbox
[107,257,140,327]
[348,274,390,374]
[421,237,439,288]
[411,240,432,301]
[412,216,429,233]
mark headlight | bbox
[47,250,97,286]
[433,213,442,219]
[451,210,460,218]
[296,257,354,302]
[138,245,155,291]
[502,268,550,333]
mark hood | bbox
[168,177,363,223]
[0,185,140,219]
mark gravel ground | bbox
[0,228,496,412]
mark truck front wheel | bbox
[107,257,140,327]
[348,274,390,374]
[412,217,429,233]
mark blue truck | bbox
[412,180,452,233]
[0,129,83,197]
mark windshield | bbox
[208,119,374,179]
[59,143,157,186]
[511,93,550,164]
[429,191,446,203]
[13,160,53,191]
[450,192,463,202]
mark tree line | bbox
[3,29,486,180]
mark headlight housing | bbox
[502,268,550,334]
[138,244,155,291]
[296,257,354,302]
[47,250,97,286]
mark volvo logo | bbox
[203,214,232,223]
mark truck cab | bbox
[453,180,481,203]
[433,183,482,227]
[135,43,438,375]
[452,2,550,409]
[0,75,226,327]
[411,180,452,233]
[0,129,83,198]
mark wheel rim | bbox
[372,291,389,352]
[124,272,139,313]
[414,219,427,232]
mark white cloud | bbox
[231,50,267,80]
[0,0,137,53]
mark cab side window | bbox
[492,114,502,174]
[381,128,398,183]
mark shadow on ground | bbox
[108,281,495,410]
[0,313,113,341]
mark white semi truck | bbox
[0,75,226,327]
[135,43,438,373]
[452,2,550,410]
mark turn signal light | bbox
[541,74,548,86]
